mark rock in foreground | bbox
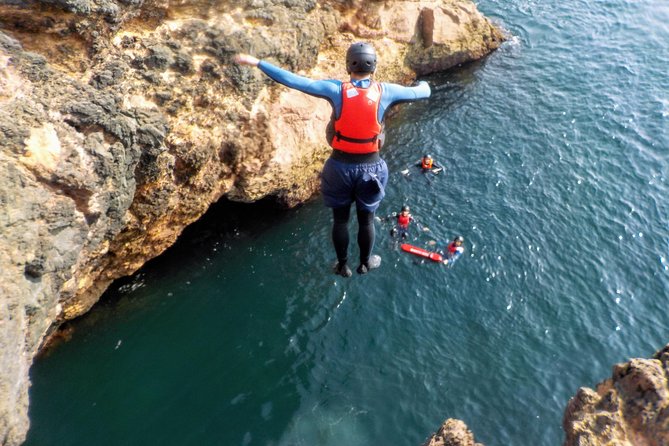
[423,418,484,446]
[563,344,669,446]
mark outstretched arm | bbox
[233,53,341,104]
[374,212,397,223]
[379,81,431,119]
[414,218,430,232]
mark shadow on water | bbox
[41,196,298,351]
[143,196,296,268]
[27,197,311,446]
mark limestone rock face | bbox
[0,0,503,443]
[0,32,142,445]
[563,344,669,446]
[423,418,484,446]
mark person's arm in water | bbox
[442,244,464,264]
[413,217,430,232]
[234,54,341,108]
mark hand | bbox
[233,54,259,67]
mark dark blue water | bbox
[26,0,669,445]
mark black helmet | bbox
[423,154,432,159]
[346,42,377,74]
[401,205,410,212]
[454,236,464,243]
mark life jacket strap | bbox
[335,131,378,144]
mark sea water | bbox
[25,0,669,444]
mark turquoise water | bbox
[25,0,669,445]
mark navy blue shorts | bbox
[321,157,388,212]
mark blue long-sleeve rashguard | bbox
[257,60,431,122]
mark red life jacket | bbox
[331,81,383,154]
[397,213,411,228]
[448,242,458,254]
[422,158,433,169]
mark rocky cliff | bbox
[0,0,503,443]
[563,344,669,446]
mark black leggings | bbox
[332,206,375,266]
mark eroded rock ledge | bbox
[423,418,484,446]
[563,344,669,446]
[0,0,504,443]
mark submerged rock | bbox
[0,0,504,443]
